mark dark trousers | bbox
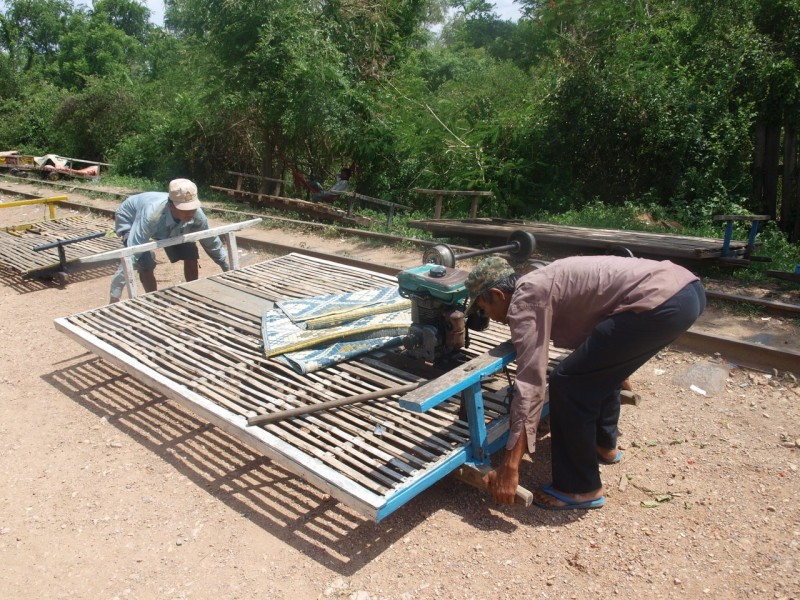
[548,281,706,493]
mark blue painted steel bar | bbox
[376,413,516,520]
[399,341,517,413]
[463,384,490,464]
[376,448,468,520]
[721,220,734,257]
[745,221,760,257]
[376,342,520,520]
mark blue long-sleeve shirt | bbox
[114,192,228,267]
[108,192,228,300]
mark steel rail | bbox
[2,187,798,373]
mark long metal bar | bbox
[247,382,425,426]
[673,330,800,374]
[76,218,262,262]
[32,231,106,251]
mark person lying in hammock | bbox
[306,167,351,203]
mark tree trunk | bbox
[781,122,798,239]
[763,124,781,220]
[751,123,766,213]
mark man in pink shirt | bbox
[466,255,705,510]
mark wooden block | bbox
[451,464,533,507]
[620,390,641,406]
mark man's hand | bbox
[482,430,527,505]
[482,463,520,505]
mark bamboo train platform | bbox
[0,214,121,281]
[409,218,756,264]
[55,253,566,520]
[210,185,374,227]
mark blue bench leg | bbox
[721,220,733,257]
[463,383,490,465]
[746,222,761,258]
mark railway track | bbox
[2,182,799,374]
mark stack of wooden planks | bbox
[409,218,751,262]
[211,186,373,227]
[0,214,121,278]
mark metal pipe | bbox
[32,231,107,252]
[448,242,518,261]
[247,381,426,426]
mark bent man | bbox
[465,255,705,510]
[109,178,229,303]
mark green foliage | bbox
[0,79,70,152]
[1,0,800,247]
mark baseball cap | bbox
[464,256,515,315]
[168,178,201,211]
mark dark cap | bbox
[464,256,515,315]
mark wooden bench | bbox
[339,191,412,226]
[712,214,771,258]
[412,188,494,219]
[227,171,284,197]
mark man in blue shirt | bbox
[109,179,229,303]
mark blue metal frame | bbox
[375,345,520,520]
[720,217,765,258]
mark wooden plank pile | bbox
[0,214,120,278]
[211,185,373,226]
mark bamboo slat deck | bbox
[55,253,565,520]
[409,218,750,261]
[0,215,121,277]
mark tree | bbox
[0,0,74,72]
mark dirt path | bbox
[1,180,799,599]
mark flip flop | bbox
[598,450,623,465]
[534,484,606,511]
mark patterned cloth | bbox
[262,287,411,374]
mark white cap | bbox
[168,178,200,210]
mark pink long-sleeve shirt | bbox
[506,255,699,453]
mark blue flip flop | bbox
[598,450,623,465]
[534,484,606,511]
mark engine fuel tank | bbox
[397,264,469,304]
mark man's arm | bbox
[193,211,230,270]
[484,296,552,505]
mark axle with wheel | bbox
[397,230,537,364]
[422,230,536,268]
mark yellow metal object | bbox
[0,195,67,220]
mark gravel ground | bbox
[1,180,799,600]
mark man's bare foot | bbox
[533,484,605,510]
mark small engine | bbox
[397,264,475,363]
[397,230,536,365]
